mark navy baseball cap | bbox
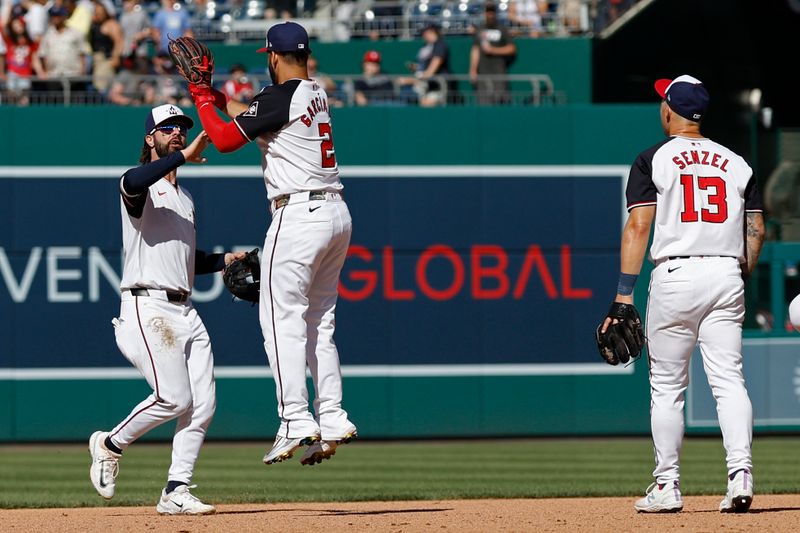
[144,104,194,134]
[48,5,69,16]
[257,21,311,54]
[654,74,710,122]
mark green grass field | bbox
[2,437,800,509]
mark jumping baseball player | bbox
[88,104,246,514]
[601,75,766,513]
[185,22,357,466]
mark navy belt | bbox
[128,288,189,303]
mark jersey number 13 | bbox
[680,174,728,223]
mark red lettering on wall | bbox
[338,245,377,301]
[513,245,558,299]
[470,245,509,299]
[383,246,414,300]
[416,245,465,301]
[560,245,592,299]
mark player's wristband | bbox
[616,273,638,296]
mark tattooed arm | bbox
[743,212,766,276]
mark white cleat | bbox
[300,427,358,466]
[156,485,216,515]
[720,469,754,513]
[634,481,683,513]
[263,434,320,465]
[88,431,120,500]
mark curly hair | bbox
[139,139,151,164]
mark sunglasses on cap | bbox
[150,124,187,135]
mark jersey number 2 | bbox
[680,174,728,223]
[319,123,336,168]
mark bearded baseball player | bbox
[185,22,357,466]
[88,104,246,514]
[600,75,766,513]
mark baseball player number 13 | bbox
[319,122,336,168]
[680,174,728,223]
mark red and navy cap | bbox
[257,21,311,54]
[654,75,710,122]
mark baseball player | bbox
[88,104,246,514]
[188,21,357,466]
[601,75,766,513]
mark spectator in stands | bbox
[398,23,452,107]
[0,30,6,96]
[354,49,394,106]
[151,0,192,55]
[64,0,94,41]
[221,63,255,103]
[469,2,516,105]
[1,17,38,105]
[508,0,544,37]
[33,4,90,102]
[89,0,123,93]
[108,54,154,105]
[22,0,49,42]
[540,0,559,33]
[151,50,190,106]
[120,0,151,74]
[307,54,342,107]
[559,0,583,34]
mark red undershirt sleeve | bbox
[196,101,249,153]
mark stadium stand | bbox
[0,0,639,106]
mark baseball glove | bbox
[595,302,646,365]
[223,248,260,303]
[167,36,214,88]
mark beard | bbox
[268,61,277,85]
[154,135,185,158]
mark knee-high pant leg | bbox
[305,202,354,439]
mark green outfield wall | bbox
[207,37,592,103]
[1,102,646,166]
[3,104,792,442]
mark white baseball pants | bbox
[109,291,216,484]
[646,256,752,484]
[260,193,354,440]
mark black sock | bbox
[104,436,123,455]
[166,480,188,494]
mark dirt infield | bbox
[3,496,800,532]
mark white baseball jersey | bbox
[626,135,763,262]
[628,134,761,487]
[108,162,216,488]
[232,75,357,444]
[233,78,343,200]
[119,178,197,293]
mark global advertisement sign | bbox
[0,166,629,378]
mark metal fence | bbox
[0,72,564,107]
